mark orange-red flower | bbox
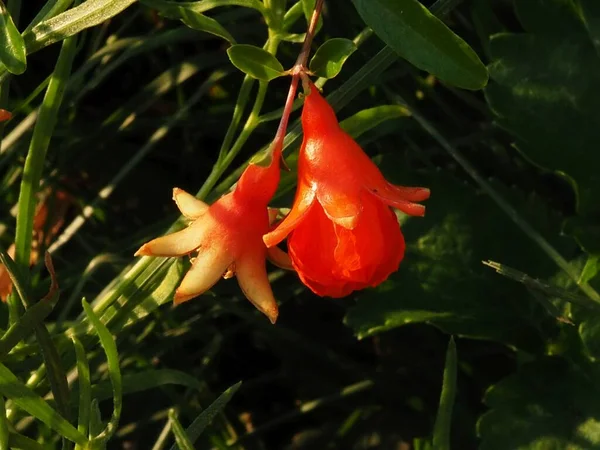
[263,81,430,298]
[135,151,289,323]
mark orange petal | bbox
[373,192,426,216]
[134,220,208,257]
[173,245,233,304]
[267,246,293,270]
[387,184,430,202]
[173,188,209,219]
[263,189,315,247]
[235,253,279,324]
[317,188,361,229]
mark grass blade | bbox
[168,410,195,450]
[72,336,90,450]
[168,382,241,450]
[14,27,77,272]
[432,337,457,450]
[0,396,7,450]
[82,299,122,445]
[0,363,86,444]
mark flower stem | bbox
[270,0,324,156]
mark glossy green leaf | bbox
[478,357,600,449]
[140,0,235,43]
[168,382,241,450]
[83,299,122,445]
[309,38,357,79]
[0,1,26,74]
[0,363,86,444]
[352,0,488,89]
[339,105,410,137]
[227,44,285,81]
[432,338,457,450]
[22,0,136,54]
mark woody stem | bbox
[271,0,324,155]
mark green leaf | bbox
[168,382,241,450]
[0,397,8,450]
[140,0,235,43]
[351,0,488,89]
[22,0,136,54]
[578,0,600,56]
[140,0,266,15]
[82,299,122,445]
[345,170,572,352]
[90,369,203,401]
[486,0,600,218]
[309,38,357,79]
[169,410,195,450]
[339,105,410,137]
[432,338,457,450]
[227,44,285,81]
[72,336,91,446]
[0,1,26,74]
[478,357,600,449]
[300,0,322,33]
[0,363,86,444]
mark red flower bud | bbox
[264,82,430,298]
[135,150,290,323]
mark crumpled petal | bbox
[134,219,210,257]
[235,252,279,324]
[317,187,362,229]
[173,188,209,219]
[263,187,315,248]
[174,243,233,304]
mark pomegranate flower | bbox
[263,81,430,298]
[135,151,290,323]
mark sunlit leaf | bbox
[352,0,488,89]
[309,38,357,79]
[0,1,26,74]
[227,44,285,81]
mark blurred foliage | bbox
[0,0,598,449]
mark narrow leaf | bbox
[22,0,136,54]
[340,105,410,138]
[0,397,8,450]
[91,369,203,401]
[82,300,122,444]
[352,0,488,89]
[227,44,285,81]
[168,382,241,450]
[432,337,457,450]
[72,336,91,449]
[169,410,195,450]
[0,363,86,444]
[309,38,357,79]
[8,433,46,450]
[0,1,26,74]
[140,0,235,43]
